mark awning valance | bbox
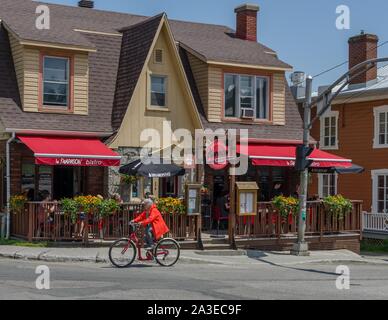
[18,135,121,167]
[237,143,352,168]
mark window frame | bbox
[39,52,74,113]
[318,173,338,199]
[373,105,388,149]
[371,169,388,213]
[319,111,339,150]
[149,73,168,109]
[223,72,271,122]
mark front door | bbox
[53,167,74,199]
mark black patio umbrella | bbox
[119,159,186,178]
[311,164,365,175]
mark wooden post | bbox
[228,165,236,243]
[27,203,33,242]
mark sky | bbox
[39,0,388,90]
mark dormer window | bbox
[224,73,269,120]
[42,55,71,110]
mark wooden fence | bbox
[11,202,200,242]
[235,201,363,239]
[11,200,362,243]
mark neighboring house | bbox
[306,32,388,222]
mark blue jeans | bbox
[144,225,154,247]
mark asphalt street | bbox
[0,257,387,300]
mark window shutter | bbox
[155,49,163,64]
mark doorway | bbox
[53,167,74,199]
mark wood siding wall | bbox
[186,53,287,125]
[110,25,201,149]
[309,99,388,211]
[8,36,89,114]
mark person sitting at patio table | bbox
[37,191,56,238]
[130,199,169,250]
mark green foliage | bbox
[60,198,79,223]
[120,175,139,185]
[97,199,120,218]
[272,196,300,218]
[323,195,353,220]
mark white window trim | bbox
[319,111,339,150]
[318,173,338,199]
[147,72,169,110]
[224,73,270,120]
[371,169,388,214]
[373,105,388,149]
[42,55,70,109]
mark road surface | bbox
[0,258,387,300]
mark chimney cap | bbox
[348,32,378,44]
[78,0,94,8]
[234,3,260,13]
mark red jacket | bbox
[133,205,169,240]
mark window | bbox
[150,75,167,107]
[320,111,338,149]
[372,170,388,213]
[224,74,269,120]
[373,106,388,148]
[318,173,337,198]
[43,56,70,108]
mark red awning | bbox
[237,143,352,168]
[18,135,121,167]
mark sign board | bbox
[236,182,259,216]
[185,184,201,216]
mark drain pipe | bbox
[5,132,15,239]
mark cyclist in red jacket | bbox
[131,199,169,249]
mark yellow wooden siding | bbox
[110,24,201,149]
[8,33,24,104]
[272,72,286,125]
[8,36,89,114]
[187,52,209,115]
[23,48,40,112]
[73,53,89,115]
[208,66,223,122]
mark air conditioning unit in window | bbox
[241,108,255,119]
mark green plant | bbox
[323,195,353,220]
[272,196,300,219]
[121,175,138,185]
[97,199,120,219]
[10,194,27,214]
[156,197,186,215]
[60,198,79,223]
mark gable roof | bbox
[0,24,121,135]
[112,14,164,131]
[0,0,291,70]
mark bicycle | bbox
[108,222,180,268]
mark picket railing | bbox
[363,213,388,233]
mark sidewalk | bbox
[1,245,387,266]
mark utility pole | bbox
[291,76,313,256]
[291,57,388,256]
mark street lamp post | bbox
[291,57,388,256]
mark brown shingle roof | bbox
[0,24,121,134]
[112,14,164,131]
[0,0,290,69]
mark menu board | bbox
[239,192,254,215]
[38,166,53,195]
[21,163,35,191]
[186,184,201,216]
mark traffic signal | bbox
[295,145,314,171]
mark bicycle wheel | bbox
[109,238,137,268]
[154,238,180,267]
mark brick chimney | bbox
[234,4,260,42]
[78,0,94,8]
[348,32,379,86]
